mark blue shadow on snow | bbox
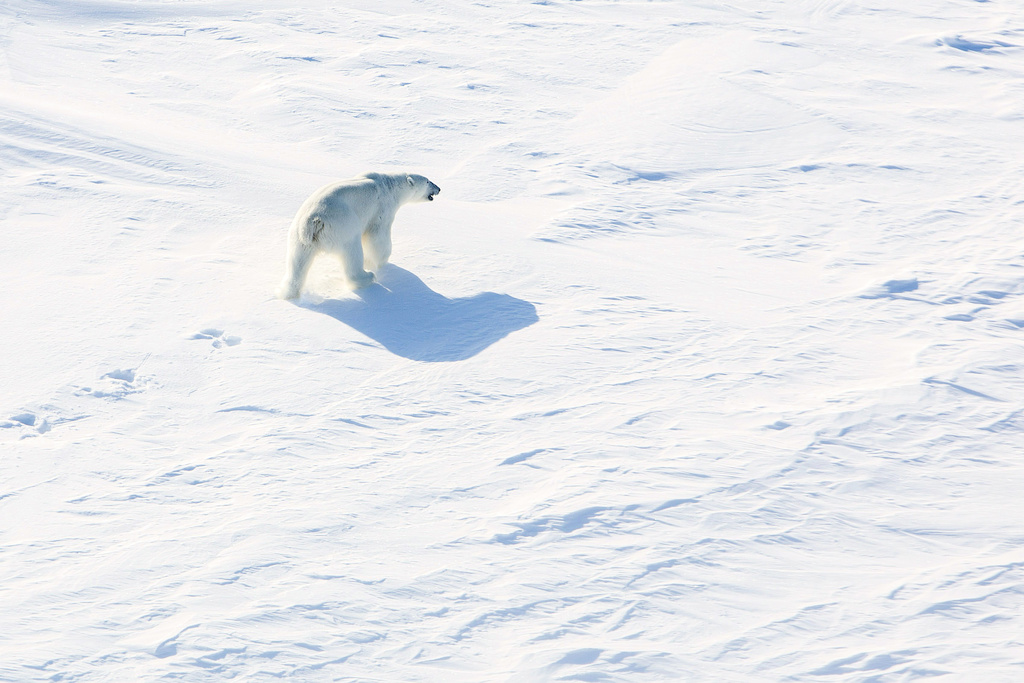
[301,265,537,362]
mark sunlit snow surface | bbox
[3,0,1024,680]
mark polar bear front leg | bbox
[339,236,376,289]
[362,221,392,273]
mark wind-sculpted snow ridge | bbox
[3,0,1024,681]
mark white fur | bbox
[278,172,440,299]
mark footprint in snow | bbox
[1,412,50,434]
[1,413,48,436]
[75,368,149,400]
[190,328,241,348]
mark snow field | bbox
[3,0,1024,680]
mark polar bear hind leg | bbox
[278,240,317,300]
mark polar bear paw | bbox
[348,270,376,290]
[277,282,302,300]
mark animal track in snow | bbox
[75,368,149,400]
[6,413,36,427]
[190,328,241,348]
[1,412,49,434]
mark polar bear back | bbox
[300,176,391,227]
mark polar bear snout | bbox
[426,181,440,201]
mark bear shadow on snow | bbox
[301,265,538,362]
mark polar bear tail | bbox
[298,215,325,246]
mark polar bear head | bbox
[406,174,441,203]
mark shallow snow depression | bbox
[3,0,1024,680]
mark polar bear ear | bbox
[406,174,414,186]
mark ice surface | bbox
[3,0,1024,681]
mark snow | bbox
[3,0,1024,680]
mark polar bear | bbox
[278,172,440,299]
